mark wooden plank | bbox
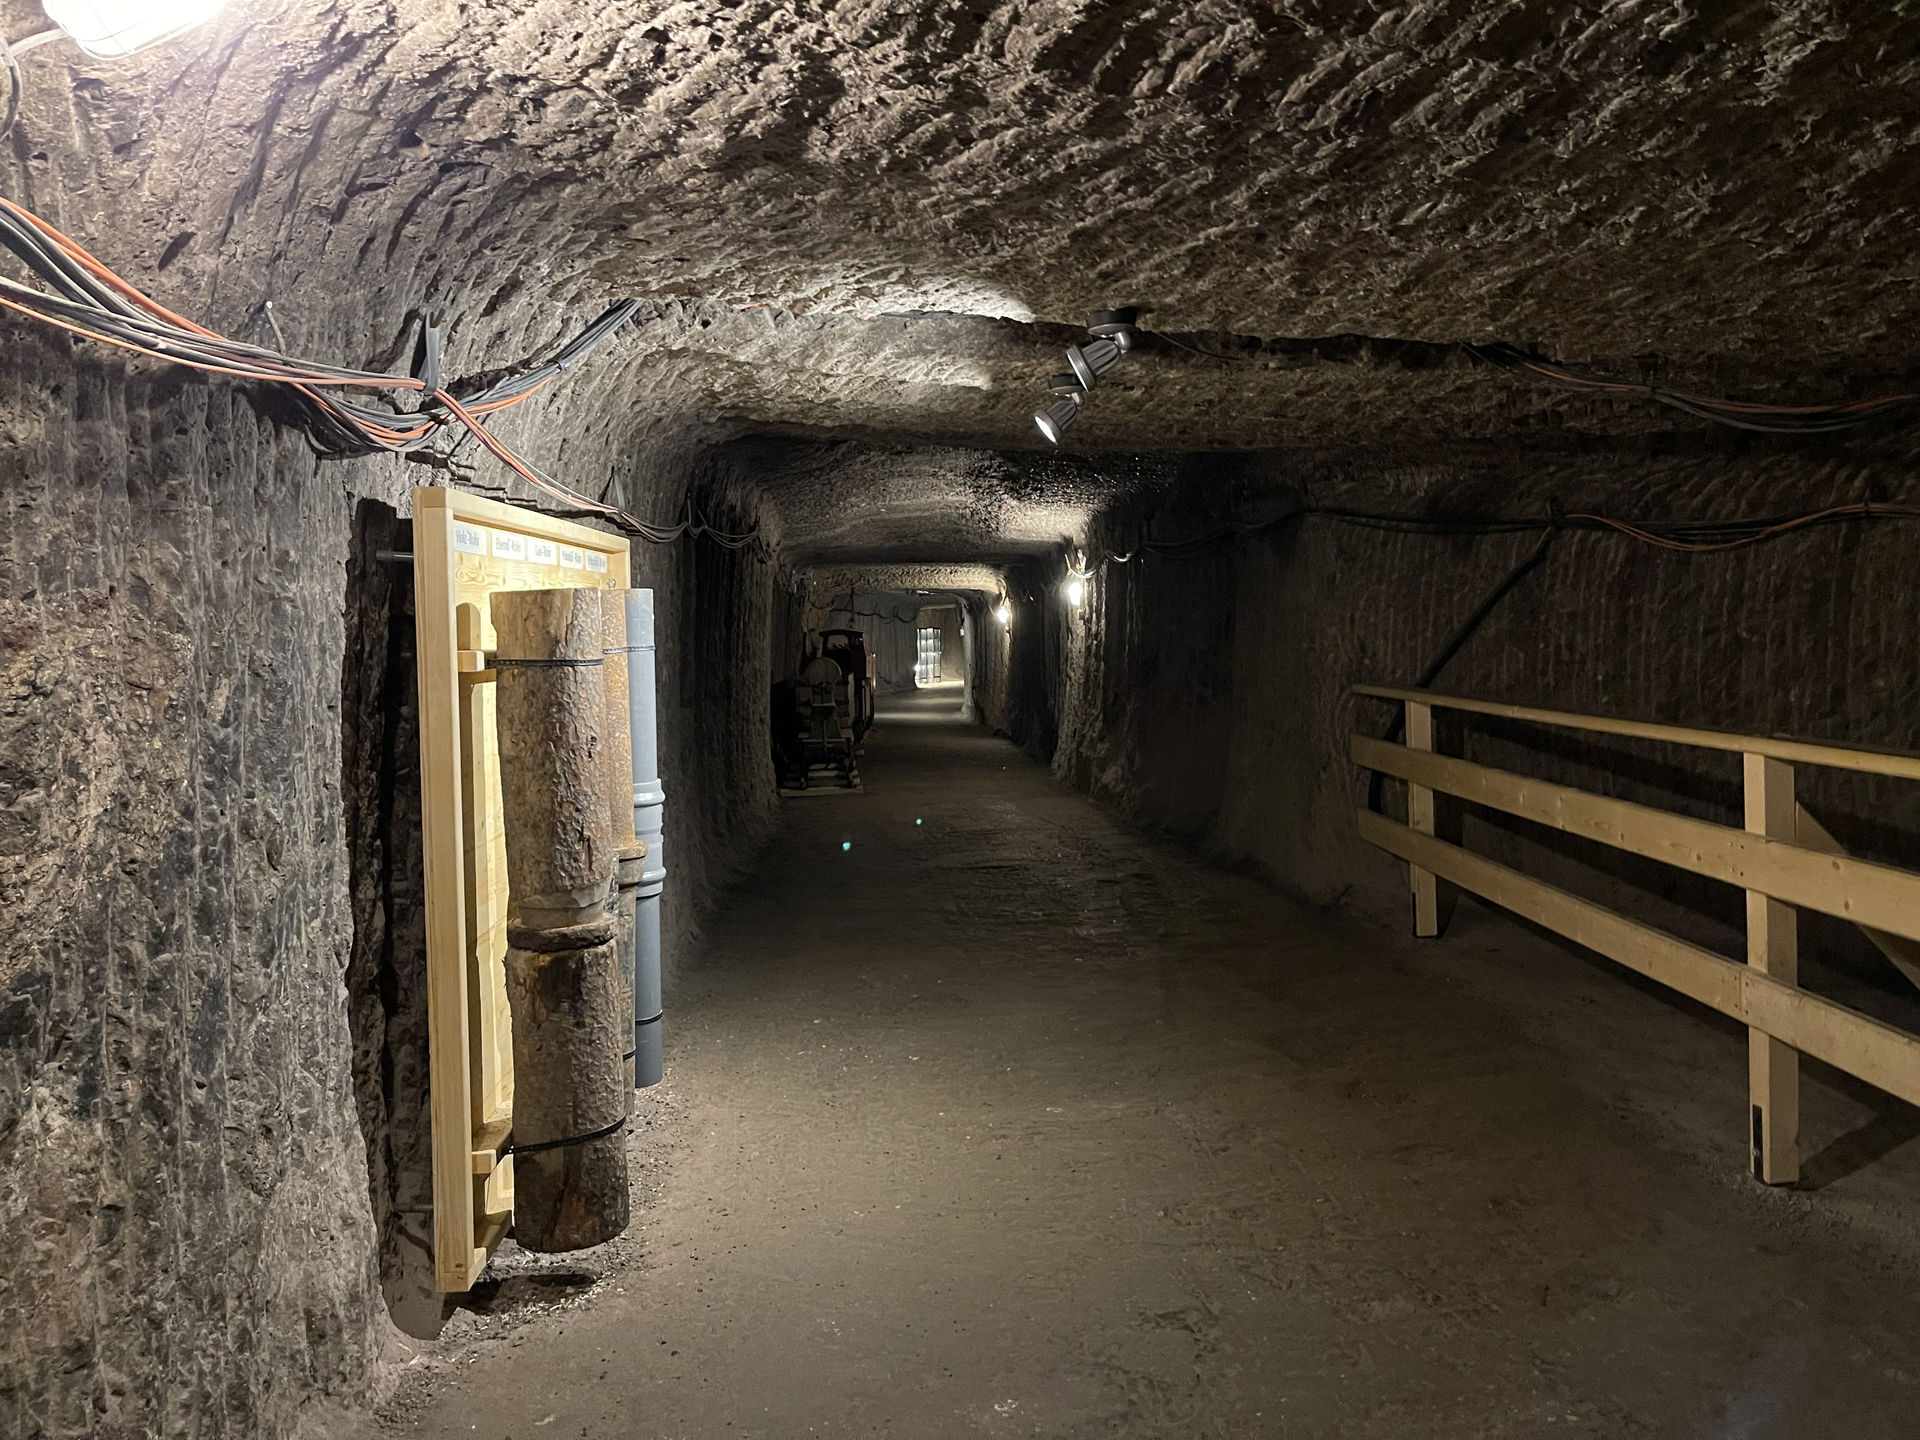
[1744,755,1799,1185]
[458,601,513,1152]
[471,1115,512,1176]
[1350,736,1920,944]
[1353,684,1920,782]
[415,486,632,1292]
[1406,700,1440,938]
[1356,809,1920,1109]
[1795,804,1920,995]
[412,493,479,1293]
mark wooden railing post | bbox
[1407,700,1440,937]
[1744,753,1800,1185]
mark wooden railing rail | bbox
[1353,683,1920,781]
[1353,685,1920,1187]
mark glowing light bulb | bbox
[42,0,229,56]
[994,602,1011,629]
[1065,576,1086,608]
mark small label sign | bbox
[491,531,528,563]
[452,523,487,556]
[528,539,559,566]
[585,551,609,574]
[558,545,585,570]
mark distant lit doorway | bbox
[915,627,942,684]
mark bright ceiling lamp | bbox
[1034,393,1083,444]
[994,599,1012,628]
[41,0,227,57]
[1064,575,1086,608]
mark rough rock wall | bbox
[0,336,784,1435]
[0,86,782,1440]
[1052,444,1920,1003]
[822,593,921,694]
[0,339,394,1439]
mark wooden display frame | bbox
[412,486,631,1291]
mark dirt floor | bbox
[355,685,1920,1439]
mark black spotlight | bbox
[1034,394,1084,444]
[1065,338,1126,389]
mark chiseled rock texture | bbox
[3,1,1920,1436]
[1045,442,1920,1033]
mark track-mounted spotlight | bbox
[1065,338,1125,390]
[1034,394,1084,444]
[1034,306,1139,446]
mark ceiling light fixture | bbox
[1065,337,1125,389]
[1064,575,1086,608]
[1034,307,1138,447]
[1034,394,1084,444]
[41,0,227,57]
[994,599,1012,629]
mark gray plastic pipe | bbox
[625,590,666,1087]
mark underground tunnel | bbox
[4,2,1920,1436]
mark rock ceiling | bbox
[10,0,1920,558]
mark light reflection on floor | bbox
[874,679,967,726]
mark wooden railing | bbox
[1352,684,1920,1186]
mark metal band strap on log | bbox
[505,1114,629,1157]
[493,656,605,667]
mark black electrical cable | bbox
[1468,342,1920,436]
[0,194,769,546]
[1067,327,1919,439]
[833,604,926,624]
[1363,526,1557,817]
[1088,496,1920,566]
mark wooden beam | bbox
[471,1115,512,1176]
[1354,684,1920,782]
[1794,804,1920,996]
[1350,736,1920,944]
[1356,810,1920,1109]
[1745,754,1799,1186]
[1407,700,1440,938]
[412,492,479,1293]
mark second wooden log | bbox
[502,919,631,1251]
[492,587,615,930]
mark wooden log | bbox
[492,588,615,930]
[502,921,631,1251]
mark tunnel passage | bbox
[3,4,1920,1438]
